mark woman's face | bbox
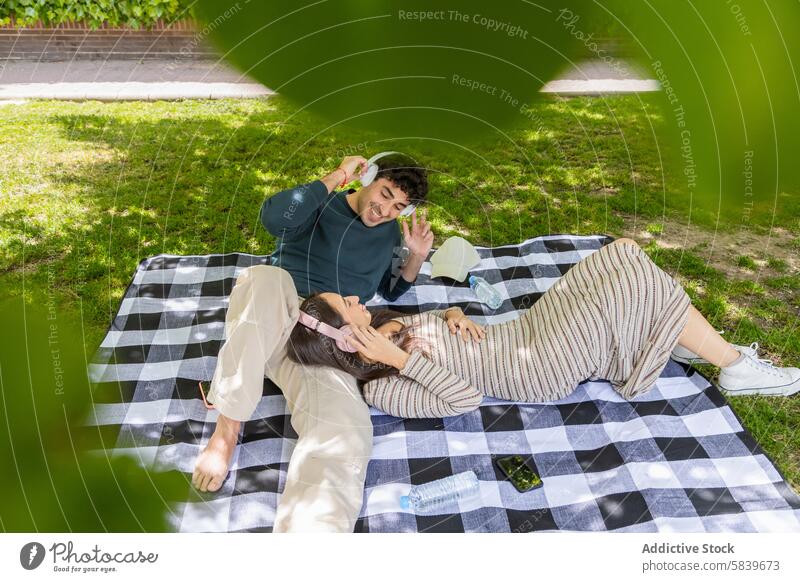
[320,292,372,327]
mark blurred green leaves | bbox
[195,0,591,143]
[606,0,800,227]
[0,296,186,531]
[195,0,800,227]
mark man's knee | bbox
[237,264,298,297]
[240,264,292,285]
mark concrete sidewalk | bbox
[0,59,658,100]
[0,81,273,100]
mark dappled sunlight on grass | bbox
[570,109,608,122]
[522,129,556,142]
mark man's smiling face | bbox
[353,178,412,226]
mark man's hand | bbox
[401,208,434,259]
[338,156,370,183]
[444,307,486,343]
[397,208,434,285]
[321,156,369,193]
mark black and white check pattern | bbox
[88,234,800,532]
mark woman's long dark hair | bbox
[286,293,429,384]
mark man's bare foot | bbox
[192,413,242,492]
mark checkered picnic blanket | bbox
[87,234,800,532]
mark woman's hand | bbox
[344,325,410,370]
[444,307,486,343]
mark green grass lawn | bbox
[1,94,798,489]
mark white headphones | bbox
[359,151,417,217]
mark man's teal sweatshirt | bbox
[260,180,412,303]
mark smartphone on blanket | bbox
[496,455,543,493]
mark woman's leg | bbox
[609,237,741,368]
[677,304,740,367]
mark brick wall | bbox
[0,19,218,61]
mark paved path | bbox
[0,59,657,100]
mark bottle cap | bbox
[400,496,410,510]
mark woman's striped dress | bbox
[361,241,692,418]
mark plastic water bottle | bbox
[400,470,482,514]
[469,275,503,309]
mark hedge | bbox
[0,0,195,29]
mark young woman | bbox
[286,239,800,418]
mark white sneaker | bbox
[718,348,800,396]
[671,329,757,365]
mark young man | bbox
[260,154,433,302]
[191,153,433,532]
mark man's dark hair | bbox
[375,154,428,204]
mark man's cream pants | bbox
[205,265,373,532]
